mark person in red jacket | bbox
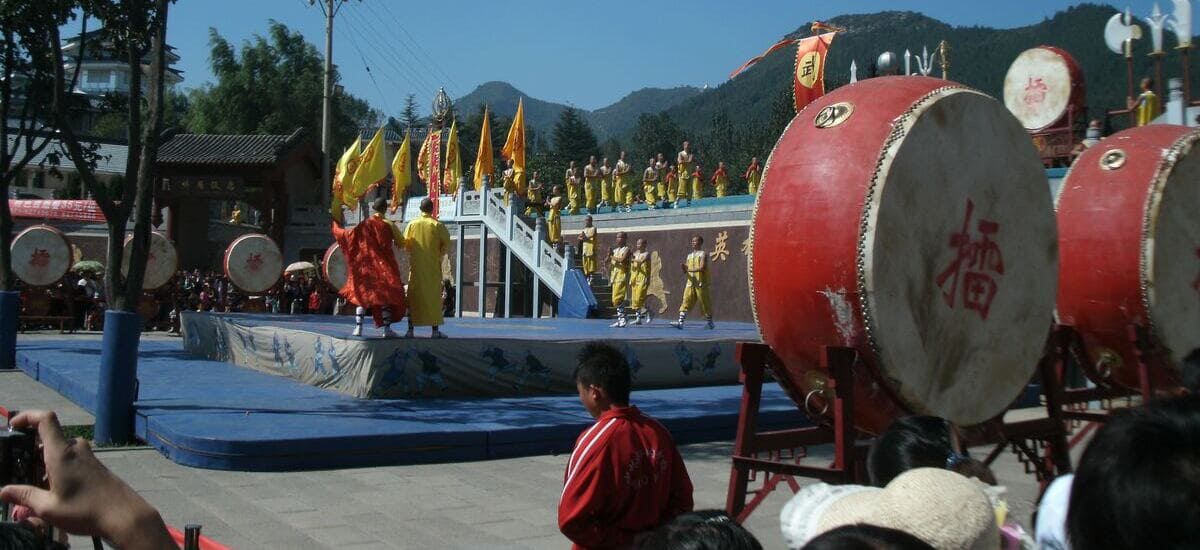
[331,197,408,337]
[559,341,694,549]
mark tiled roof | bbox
[157,128,309,167]
[4,134,128,175]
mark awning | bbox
[8,200,106,222]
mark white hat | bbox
[780,468,999,550]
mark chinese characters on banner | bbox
[428,132,442,218]
[936,200,1005,320]
[7,200,106,223]
[794,32,836,113]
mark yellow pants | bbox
[601,180,611,203]
[677,180,689,201]
[644,184,657,205]
[631,280,648,310]
[715,183,727,198]
[547,216,561,243]
[692,178,703,201]
[657,182,668,202]
[582,254,596,275]
[748,180,758,195]
[567,184,581,214]
[585,182,598,211]
[680,282,711,317]
[666,182,676,202]
[611,274,629,306]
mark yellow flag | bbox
[331,138,361,217]
[443,121,461,195]
[347,127,388,204]
[417,132,432,183]
[501,98,526,193]
[389,131,412,213]
[473,107,493,192]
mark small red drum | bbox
[751,76,1058,432]
[11,225,71,287]
[323,243,348,290]
[223,234,283,293]
[1056,124,1200,391]
[1003,46,1085,132]
[120,232,178,290]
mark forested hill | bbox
[663,3,1200,135]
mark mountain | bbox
[454,81,701,140]
[664,4,1200,135]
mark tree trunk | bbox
[103,213,129,311]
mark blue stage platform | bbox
[16,338,805,471]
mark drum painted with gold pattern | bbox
[223,234,283,293]
[1003,46,1085,132]
[11,225,71,287]
[120,232,178,290]
[1056,124,1200,392]
[751,76,1058,432]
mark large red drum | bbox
[223,234,283,293]
[1056,124,1200,391]
[11,225,71,287]
[1003,46,1085,132]
[751,76,1058,432]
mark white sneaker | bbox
[633,315,643,325]
[610,319,623,328]
[670,320,684,329]
[382,326,399,338]
[351,325,363,337]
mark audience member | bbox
[867,416,995,487]
[1065,395,1200,550]
[559,341,694,549]
[634,510,762,550]
[801,524,935,550]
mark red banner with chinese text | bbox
[428,132,442,218]
[793,32,836,113]
[8,200,106,223]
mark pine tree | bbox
[401,93,420,131]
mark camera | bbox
[0,427,41,488]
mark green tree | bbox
[400,93,420,131]
[552,107,599,172]
[629,112,683,171]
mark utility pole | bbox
[321,0,334,210]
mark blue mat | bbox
[16,338,804,471]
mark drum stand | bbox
[725,342,868,523]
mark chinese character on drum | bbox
[936,200,1005,320]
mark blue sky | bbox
[142,1,1196,114]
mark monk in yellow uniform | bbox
[546,185,564,244]
[583,156,600,214]
[402,197,452,338]
[711,162,729,198]
[578,215,598,279]
[630,238,652,325]
[642,159,659,210]
[565,162,581,215]
[664,164,678,207]
[599,158,612,210]
[654,153,668,208]
[743,157,761,195]
[691,163,705,203]
[614,152,631,213]
[676,141,694,205]
[671,235,714,329]
[675,164,689,208]
[607,232,632,327]
[1131,77,1159,127]
[525,170,544,217]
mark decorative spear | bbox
[904,49,912,75]
[1169,0,1193,103]
[938,40,950,79]
[1148,3,1169,108]
[850,60,858,83]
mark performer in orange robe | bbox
[332,197,408,337]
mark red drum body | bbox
[751,76,1058,433]
[11,225,71,287]
[323,243,348,291]
[120,232,178,290]
[223,234,283,293]
[1056,124,1200,391]
[1003,46,1085,132]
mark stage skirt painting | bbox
[181,312,742,398]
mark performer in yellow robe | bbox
[565,162,581,215]
[654,154,668,208]
[501,160,517,206]
[665,165,678,206]
[402,198,452,338]
[579,216,598,278]
[691,164,705,203]
[599,158,612,210]
[630,238,652,325]
[642,160,658,209]
[711,161,729,198]
[676,141,693,201]
[671,235,713,329]
[744,157,761,195]
[525,171,544,217]
[583,156,600,214]
[546,185,563,244]
[608,232,633,327]
[1132,77,1159,127]
[614,153,631,213]
[675,164,689,207]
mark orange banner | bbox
[793,32,836,113]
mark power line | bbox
[340,6,440,101]
[342,29,393,115]
[367,1,462,96]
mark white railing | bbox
[456,185,569,296]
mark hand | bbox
[0,411,175,550]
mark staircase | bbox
[576,262,617,319]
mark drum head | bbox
[11,225,71,286]
[121,232,178,290]
[1147,135,1200,363]
[1003,47,1074,131]
[224,234,282,293]
[864,90,1057,425]
[323,243,348,290]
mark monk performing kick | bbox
[403,198,452,338]
[332,197,408,338]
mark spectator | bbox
[635,510,761,550]
[1066,395,1200,549]
[802,524,935,550]
[559,341,694,549]
[867,416,995,487]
